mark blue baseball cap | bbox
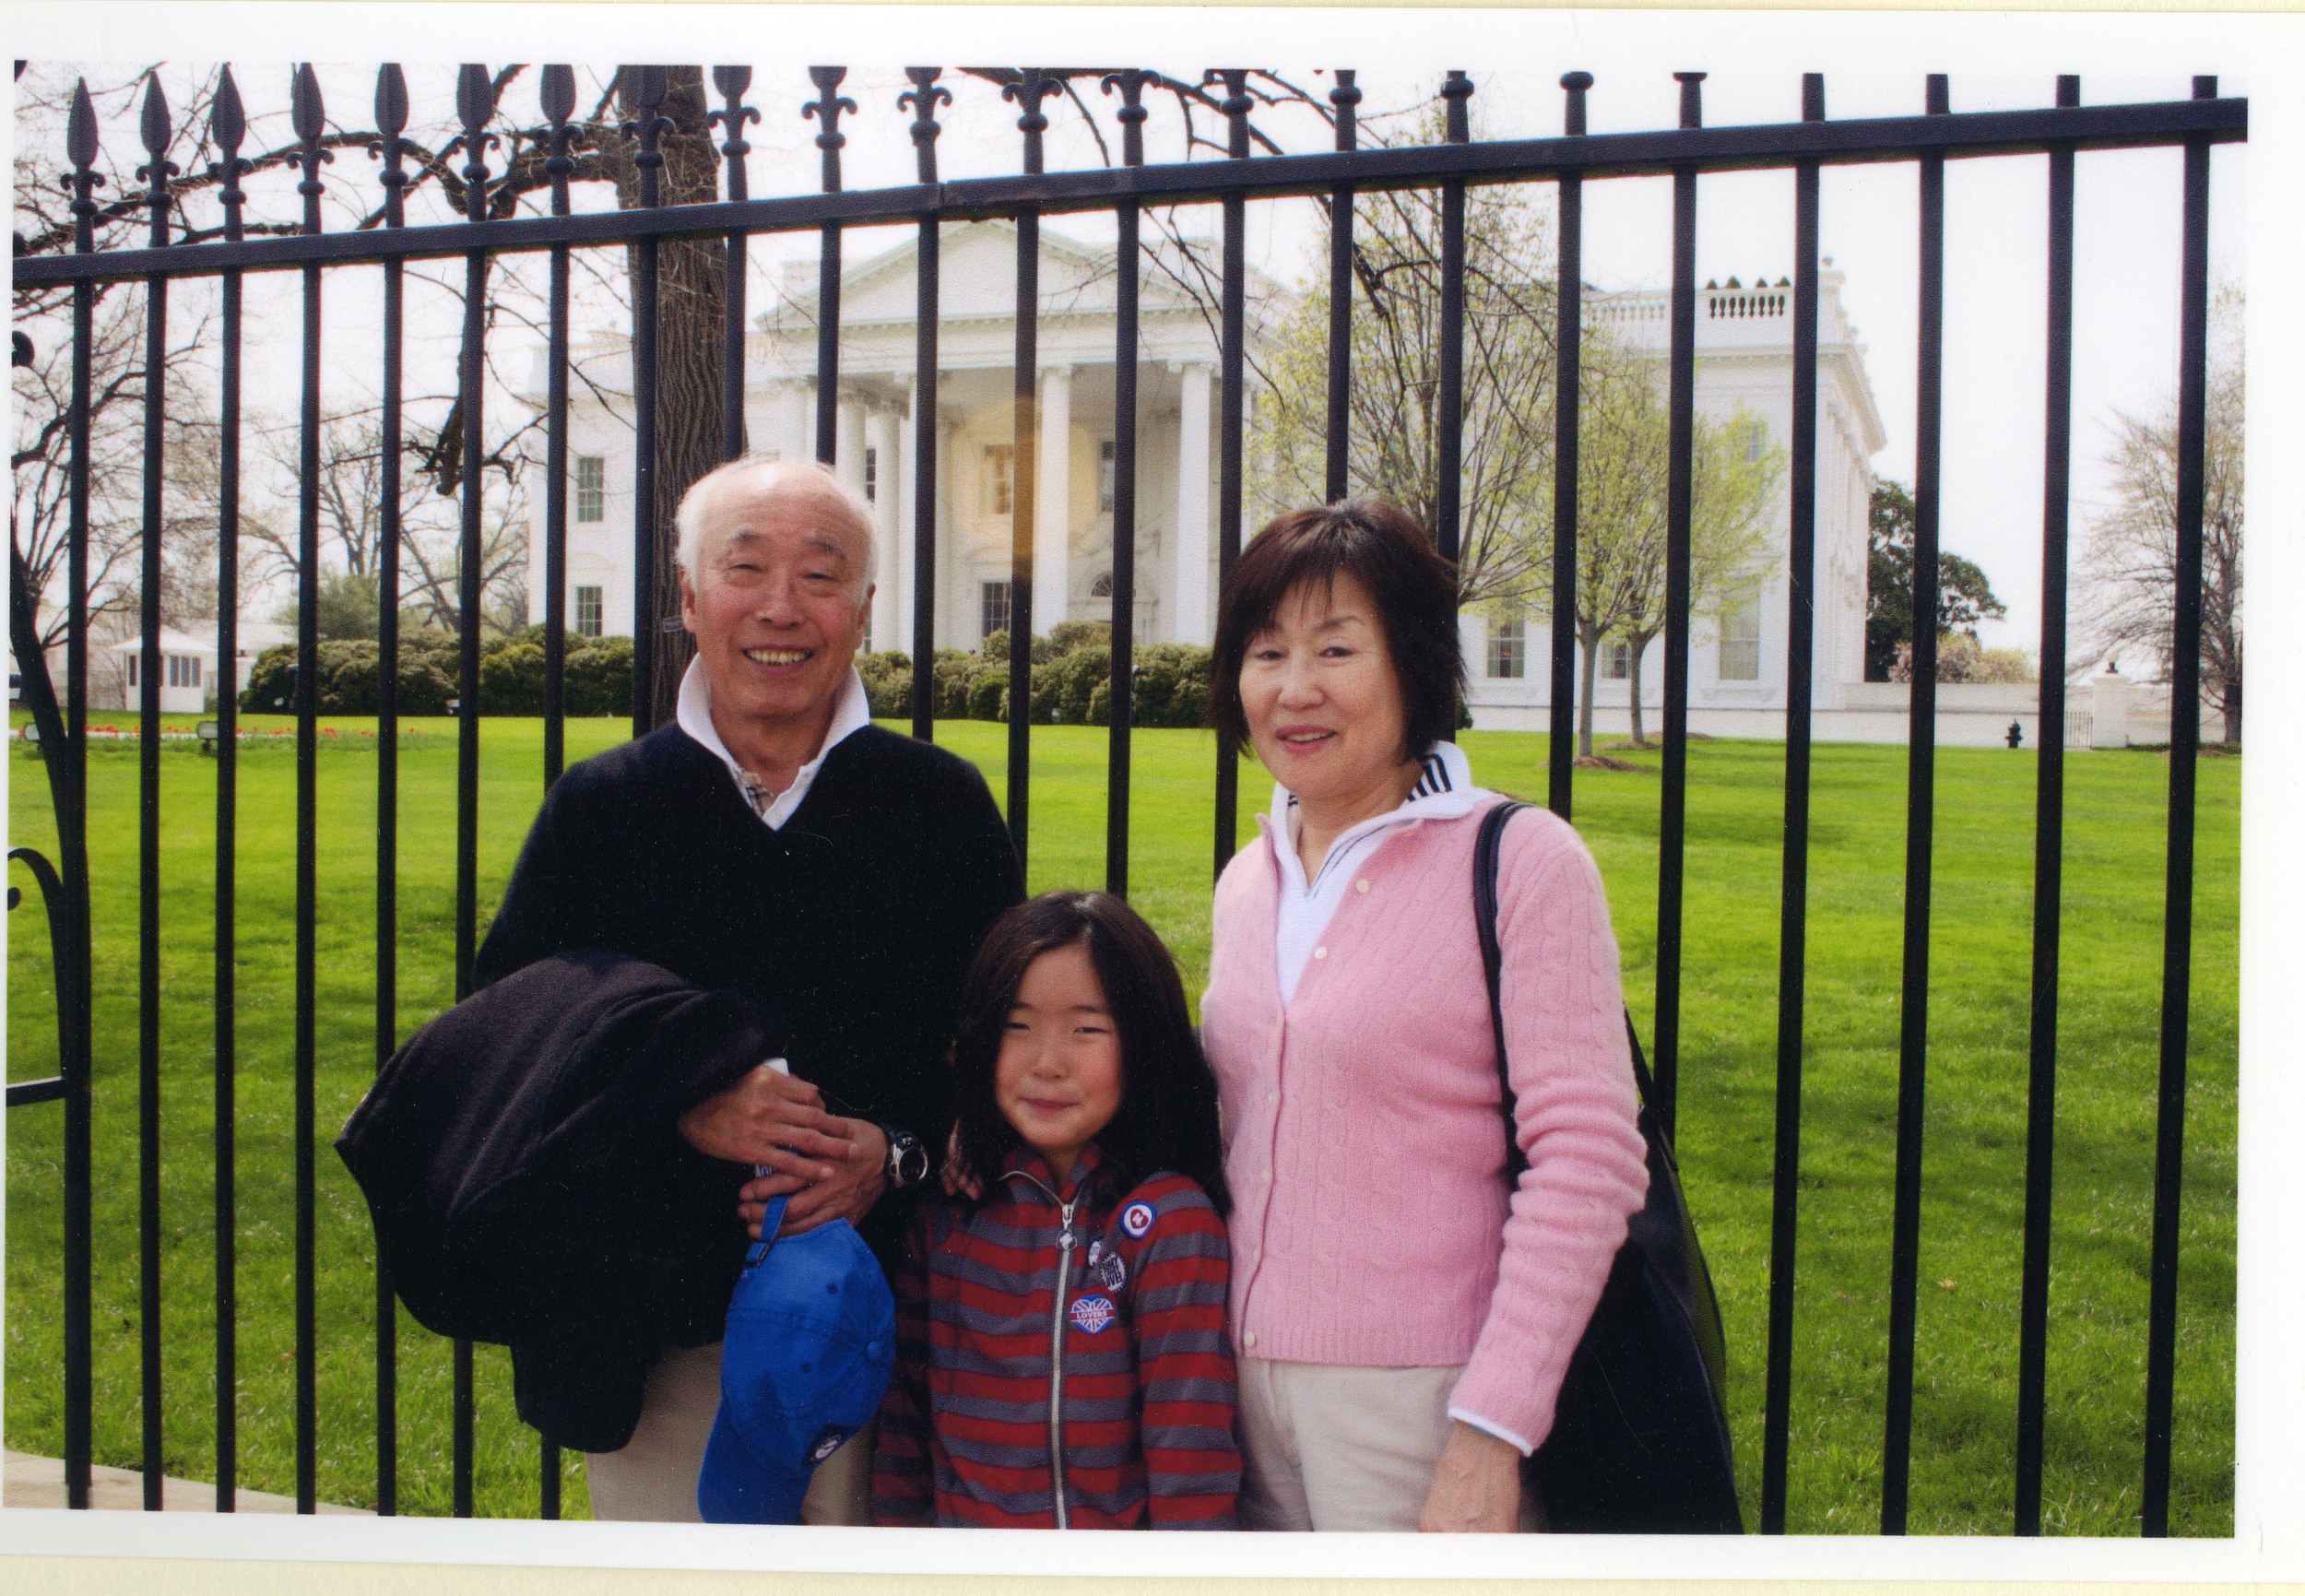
[696,1194,897,1524]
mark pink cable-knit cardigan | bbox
[1201,797,1650,1449]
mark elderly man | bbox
[475,457,1022,1522]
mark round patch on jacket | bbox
[1120,1200,1155,1237]
[1070,1293,1117,1333]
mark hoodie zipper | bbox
[1003,1168,1081,1530]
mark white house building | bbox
[529,227,2006,740]
[528,220,1271,659]
[1459,264,1893,740]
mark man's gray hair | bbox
[672,455,878,594]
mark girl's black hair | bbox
[950,891,1231,1218]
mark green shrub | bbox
[1129,643,1212,729]
[1037,644,1111,725]
[857,650,914,718]
[237,629,626,717]
[561,636,632,717]
[479,642,546,716]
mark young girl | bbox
[871,891,1239,1530]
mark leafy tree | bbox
[1250,105,1560,607]
[2083,287,2242,743]
[13,62,721,726]
[1864,479,2006,681]
[1568,376,1783,751]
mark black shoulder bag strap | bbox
[1474,800,1656,1176]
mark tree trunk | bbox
[616,66,729,732]
[1577,626,1601,758]
[1625,627,1659,746]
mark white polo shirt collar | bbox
[674,655,872,831]
[1259,739,1487,1005]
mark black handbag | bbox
[1474,800,1743,1534]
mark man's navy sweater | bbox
[469,721,1022,1448]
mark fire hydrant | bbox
[2006,720,2024,749]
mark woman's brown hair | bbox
[1207,497,1465,765]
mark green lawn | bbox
[5,715,2236,1533]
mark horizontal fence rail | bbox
[7,60,2232,1536]
[14,100,2247,286]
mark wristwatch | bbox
[881,1124,928,1189]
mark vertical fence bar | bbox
[133,76,176,1512]
[289,62,331,1515]
[1211,70,1251,880]
[1104,70,1153,894]
[1003,71,1057,862]
[1762,70,1826,1537]
[62,76,100,1512]
[1322,71,1358,504]
[2140,73,2216,1541]
[1434,71,1471,581]
[1882,70,1952,1537]
[208,66,253,1513]
[449,63,499,1519]
[903,69,949,741]
[368,63,411,1518]
[714,66,756,470]
[532,63,580,1521]
[2015,72,2080,1538]
[1656,70,1704,1142]
[539,68,575,797]
[627,66,668,737]
[1548,73,1590,821]
[808,67,853,466]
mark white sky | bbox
[6,3,2305,1585]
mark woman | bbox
[1199,499,1650,1533]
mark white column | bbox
[1173,362,1212,646]
[1036,364,1073,635]
[938,409,962,649]
[780,380,811,464]
[868,405,901,653]
[834,391,868,499]
[895,388,917,656]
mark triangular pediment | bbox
[766,219,1212,334]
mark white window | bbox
[980,580,1013,642]
[1485,619,1525,680]
[983,445,1014,516]
[1718,590,1761,681]
[865,446,878,503]
[1099,439,1117,514]
[1602,640,1631,680]
[574,585,603,639]
[166,655,200,689]
[1743,421,1765,464]
[126,654,137,687]
[575,455,606,523]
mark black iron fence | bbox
[7,62,2239,1534]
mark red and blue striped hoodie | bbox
[871,1142,1239,1529]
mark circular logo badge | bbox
[1070,1294,1117,1334]
[1121,1200,1155,1238]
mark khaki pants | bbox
[584,1341,876,1524]
[1234,1357,1543,1533]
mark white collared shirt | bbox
[674,656,872,831]
[1267,739,1486,1007]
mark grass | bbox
[5,714,2236,1533]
